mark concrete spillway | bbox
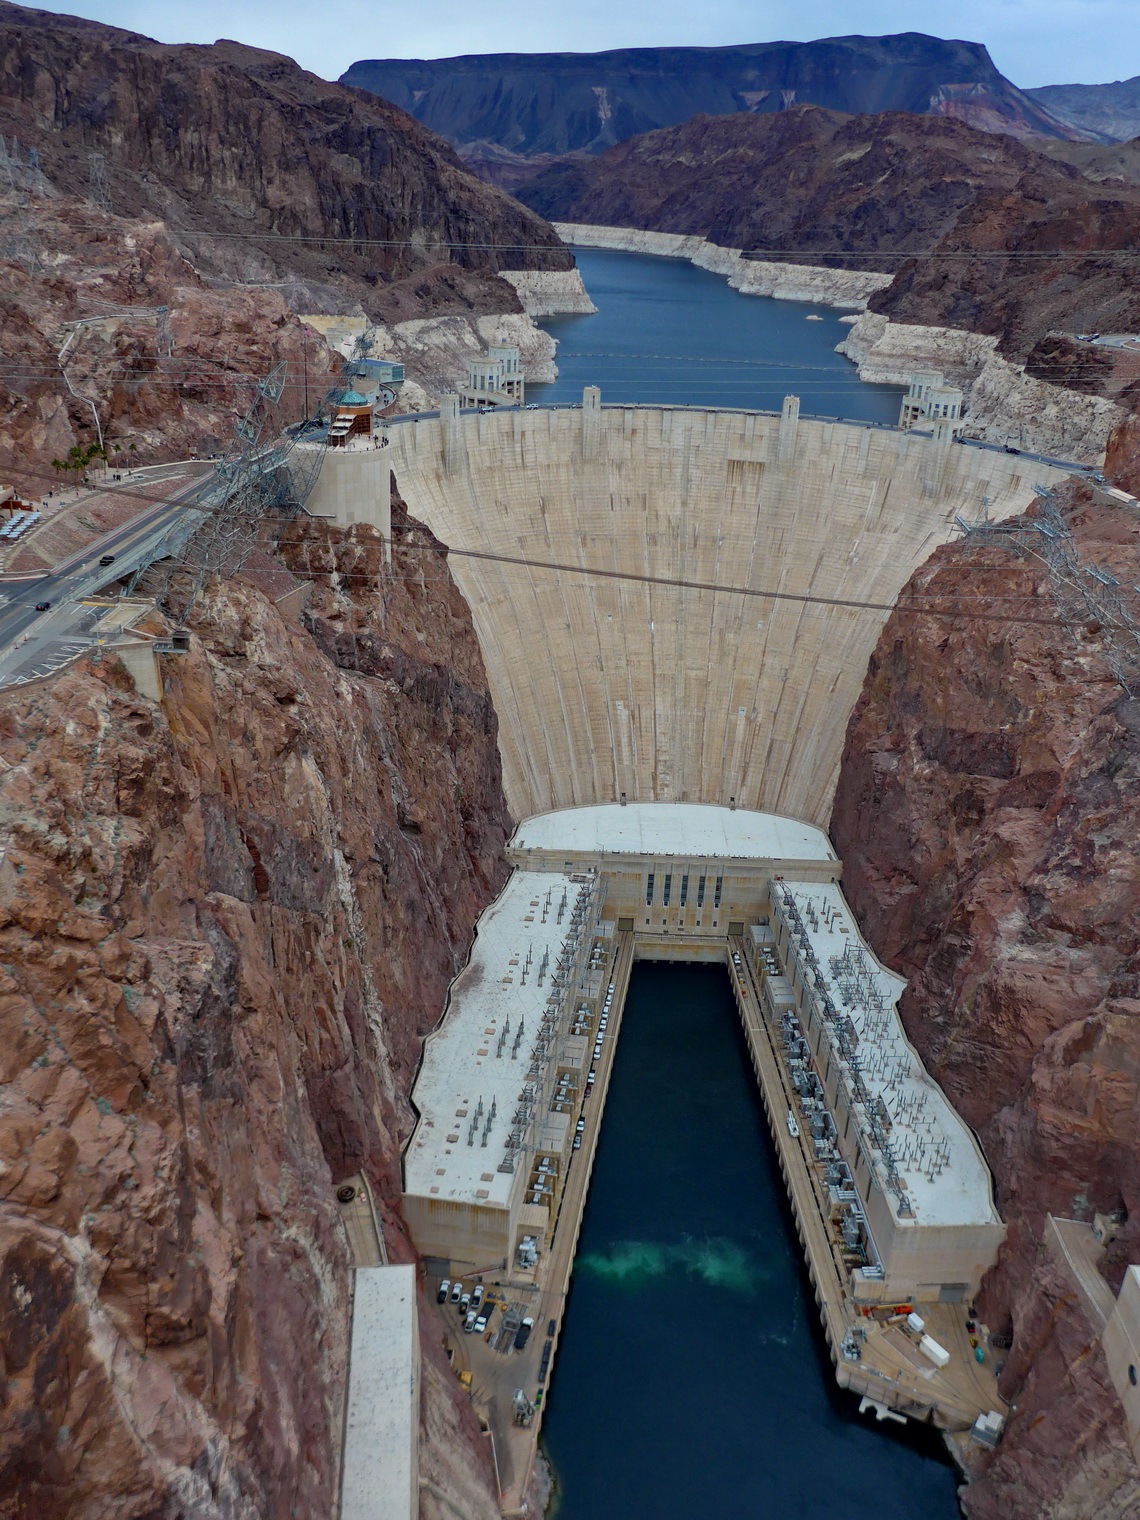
[311,401,1071,826]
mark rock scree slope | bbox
[0,492,511,1520]
[831,480,1140,1519]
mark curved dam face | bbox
[316,403,1070,826]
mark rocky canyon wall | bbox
[831,481,1140,1518]
[0,195,342,497]
[0,1,585,493]
[0,1,571,314]
[0,492,509,1519]
[837,312,1125,463]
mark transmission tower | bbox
[0,136,18,194]
[156,305,173,357]
[87,151,112,214]
[955,487,1140,695]
[133,315,386,619]
[152,359,333,621]
[0,136,44,272]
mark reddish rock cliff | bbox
[0,492,510,1518]
[831,483,1140,1517]
[0,1,570,313]
[0,195,341,499]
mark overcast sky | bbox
[44,0,1140,88]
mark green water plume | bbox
[578,1237,761,1294]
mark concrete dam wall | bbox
[314,403,1071,827]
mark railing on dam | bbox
[382,401,1094,475]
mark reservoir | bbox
[530,246,905,422]
[541,962,962,1519]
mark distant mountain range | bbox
[1026,78,1140,144]
[341,33,1094,186]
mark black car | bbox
[98,554,116,567]
[34,601,51,611]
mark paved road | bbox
[0,464,213,685]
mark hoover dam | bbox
[314,394,1072,1512]
[310,397,1071,825]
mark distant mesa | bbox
[341,32,1094,187]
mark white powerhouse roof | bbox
[780,882,1000,1228]
[405,871,589,1208]
[511,803,836,862]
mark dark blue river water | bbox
[541,962,961,1519]
[530,246,905,421]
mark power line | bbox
[273,533,1137,630]
[23,220,1140,261]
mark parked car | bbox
[464,1310,478,1333]
[450,1281,462,1303]
[437,1278,450,1304]
[474,1312,489,1334]
[575,1118,586,1133]
[547,1319,556,1337]
[573,1134,582,1151]
[472,1284,484,1310]
[459,1293,471,1316]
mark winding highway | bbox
[0,462,213,686]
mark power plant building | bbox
[405,802,1004,1313]
[756,880,1005,1302]
[403,869,603,1273]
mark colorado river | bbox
[541,962,961,1518]
[530,246,905,420]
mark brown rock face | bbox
[0,493,510,1517]
[0,195,342,498]
[830,483,1140,1517]
[0,1,570,316]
